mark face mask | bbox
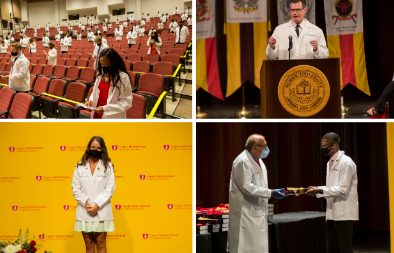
[11,52,18,56]
[320,144,333,156]
[49,47,53,49]
[89,149,102,158]
[102,66,110,74]
[260,146,270,159]
[97,43,101,46]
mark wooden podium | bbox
[260,58,341,118]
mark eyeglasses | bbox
[320,143,333,147]
[257,144,268,149]
[290,8,305,13]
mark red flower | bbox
[20,251,26,253]
[31,247,37,252]
[30,240,36,246]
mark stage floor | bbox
[353,231,390,253]
[199,84,387,119]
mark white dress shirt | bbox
[9,53,30,92]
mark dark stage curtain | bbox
[196,123,389,232]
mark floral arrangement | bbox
[0,229,51,253]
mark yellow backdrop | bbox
[388,123,394,251]
[0,122,192,253]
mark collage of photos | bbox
[1,0,394,253]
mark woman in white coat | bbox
[147,31,162,55]
[114,27,123,42]
[0,41,7,54]
[77,32,82,41]
[72,136,115,252]
[126,27,137,49]
[44,42,57,65]
[60,34,69,54]
[85,48,133,119]
[29,39,36,54]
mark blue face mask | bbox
[260,146,270,159]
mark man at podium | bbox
[266,0,328,60]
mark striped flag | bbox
[324,0,370,95]
[196,0,224,100]
[225,0,268,97]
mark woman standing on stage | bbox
[72,136,115,253]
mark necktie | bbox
[295,24,300,38]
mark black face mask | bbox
[102,66,110,74]
[320,144,333,156]
[97,43,101,46]
[89,149,102,158]
[49,47,54,49]
[11,52,18,56]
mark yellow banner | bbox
[0,122,192,252]
[388,123,394,250]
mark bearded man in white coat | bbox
[306,132,358,253]
[266,0,328,60]
[227,134,287,253]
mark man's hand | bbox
[310,40,318,51]
[94,106,104,114]
[268,36,277,49]
[2,75,9,80]
[272,188,287,199]
[85,100,93,107]
[305,186,320,196]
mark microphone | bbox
[288,35,293,60]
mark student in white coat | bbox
[45,25,50,36]
[119,23,123,32]
[130,16,134,23]
[0,41,7,54]
[85,48,133,119]
[66,32,72,48]
[91,37,109,69]
[88,30,95,44]
[175,21,189,44]
[4,37,10,47]
[138,25,145,38]
[187,7,192,16]
[103,24,107,34]
[55,33,61,42]
[44,42,57,65]
[160,14,166,23]
[157,11,161,17]
[72,136,115,252]
[306,132,359,253]
[76,32,82,41]
[33,30,37,38]
[104,18,108,24]
[158,22,163,30]
[42,34,50,48]
[146,14,151,23]
[28,39,36,54]
[187,16,192,26]
[37,23,40,29]
[227,134,287,253]
[126,27,137,49]
[2,44,30,93]
[147,31,162,55]
[20,36,28,49]
[114,27,123,42]
[123,21,127,29]
[108,22,112,31]
[266,0,328,60]
[181,12,188,21]
[81,24,86,32]
[60,34,69,54]
[132,23,138,32]
[169,19,177,33]
[148,27,155,37]
[174,7,179,15]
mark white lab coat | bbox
[77,34,82,40]
[20,38,28,48]
[175,26,189,43]
[188,8,192,15]
[42,36,49,47]
[92,43,109,69]
[119,24,124,31]
[123,21,127,28]
[115,29,123,40]
[127,31,138,45]
[0,45,7,53]
[55,34,61,41]
[47,48,57,65]
[160,16,167,23]
[68,36,72,47]
[147,37,162,54]
[101,37,108,46]
[169,22,178,33]
[187,17,192,26]
[89,71,133,119]
[9,54,30,92]
[174,8,179,14]
[266,19,329,60]
[60,38,69,52]
[88,32,95,42]
[71,160,116,222]
[158,23,163,29]
[157,12,161,17]
[103,26,107,32]
[29,42,36,53]
[141,20,146,26]
[146,16,150,23]
[181,13,188,21]
[316,151,359,221]
[148,29,156,37]
[138,28,145,37]
[228,150,271,253]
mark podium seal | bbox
[278,65,330,117]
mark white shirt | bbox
[187,17,192,26]
[266,19,329,60]
[60,38,69,51]
[157,12,161,17]
[115,29,123,40]
[138,28,145,37]
[81,25,85,30]
[127,31,138,44]
[158,23,163,29]
[169,22,178,33]
[103,26,107,32]
[175,26,189,43]
[160,16,167,22]
[77,34,82,40]
[174,8,179,14]
[29,42,36,53]
[9,54,30,92]
[316,151,359,221]
[55,34,61,41]
[141,20,145,26]
[88,32,95,41]
[47,48,57,65]
[71,160,116,221]
[1,45,7,53]
[188,8,192,15]
[42,36,49,46]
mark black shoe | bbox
[365,108,376,117]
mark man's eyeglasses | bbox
[290,8,305,13]
[257,144,268,149]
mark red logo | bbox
[140,175,146,180]
[115,205,121,210]
[63,205,69,210]
[142,234,149,239]
[39,234,45,240]
[60,146,66,151]
[36,176,42,181]
[112,145,118,151]
[163,145,170,150]
[12,205,18,211]
[9,147,15,152]
[167,204,173,210]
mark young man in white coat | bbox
[91,37,109,69]
[2,44,30,93]
[44,42,57,65]
[228,134,287,253]
[169,19,177,33]
[175,21,189,44]
[88,30,95,45]
[266,0,328,60]
[306,132,358,253]
[42,34,50,48]
[115,27,123,42]
[126,27,138,49]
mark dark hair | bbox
[77,136,113,173]
[290,0,306,8]
[97,48,133,92]
[49,42,54,48]
[322,132,341,145]
[151,31,159,43]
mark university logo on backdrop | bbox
[60,146,66,151]
[333,0,356,25]
[9,147,15,152]
[140,175,146,180]
[115,205,122,210]
[112,145,118,151]
[12,205,18,211]
[36,176,42,181]
[63,205,69,210]
[226,0,267,23]
[142,234,149,239]
[163,145,170,150]
[325,0,362,35]
[167,204,173,210]
[197,0,212,22]
[39,234,44,240]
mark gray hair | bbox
[245,135,260,151]
[322,132,341,144]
